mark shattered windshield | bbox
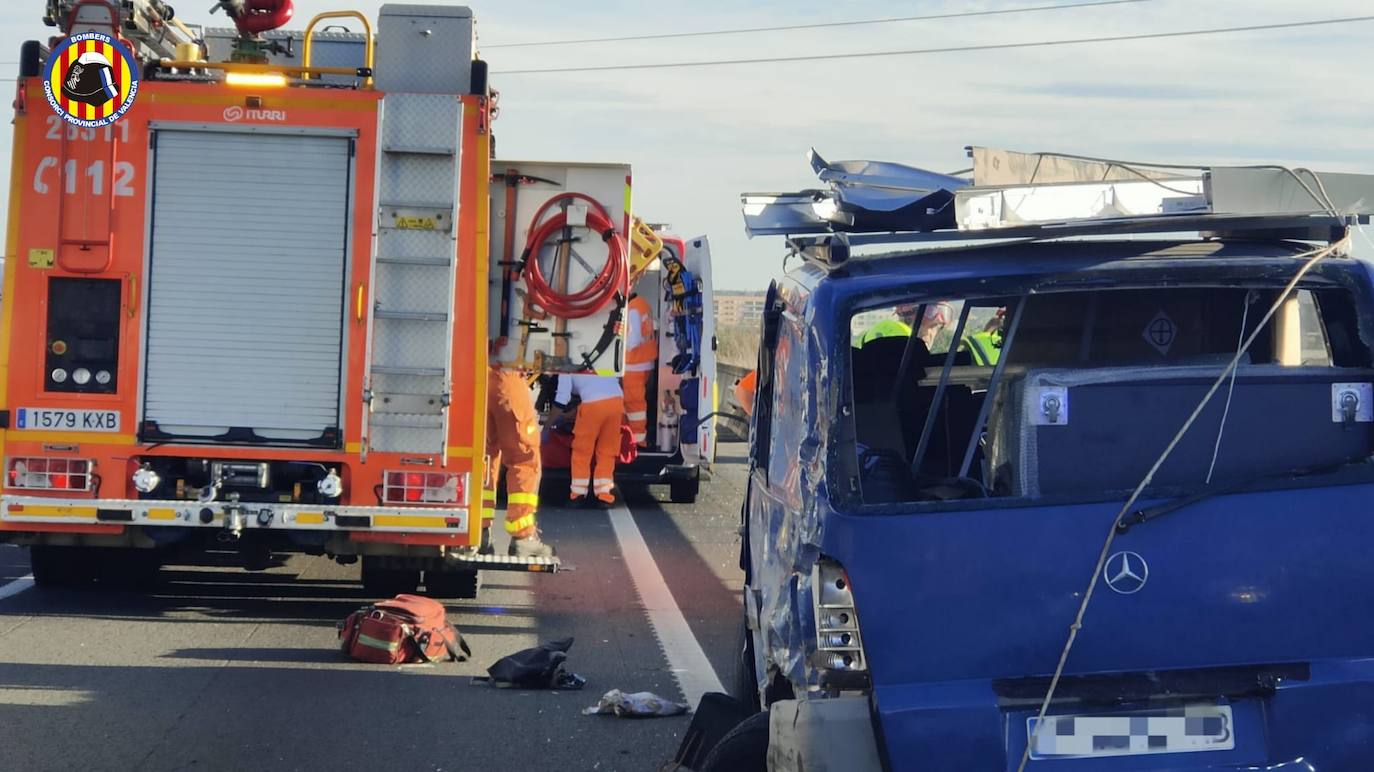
[848,284,1372,505]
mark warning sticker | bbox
[1143,311,1177,355]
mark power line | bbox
[485,0,1153,49]
[493,15,1374,75]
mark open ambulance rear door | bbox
[679,236,716,473]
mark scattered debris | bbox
[582,689,690,717]
[470,637,586,690]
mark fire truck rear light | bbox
[7,457,93,491]
[383,470,467,505]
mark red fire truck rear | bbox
[0,1,632,597]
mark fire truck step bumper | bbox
[0,496,471,536]
[442,552,562,573]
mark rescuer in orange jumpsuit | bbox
[734,369,758,418]
[622,293,656,446]
[554,374,625,506]
[485,367,555,558]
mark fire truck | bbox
[0,1,631,596]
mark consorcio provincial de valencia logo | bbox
[43,31,140,127]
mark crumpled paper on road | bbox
[582,689,690,717]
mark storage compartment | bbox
[488,161,632,375]
[141,129,352,447]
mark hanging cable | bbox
[494,15,1374,75]
[1204,290,1255,484]
[520,192,627,319]
[486,0,1153,48]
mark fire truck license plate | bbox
[15,408,122,432]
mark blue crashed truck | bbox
[701,149,1374,772]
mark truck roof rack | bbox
[742,147,1374,263]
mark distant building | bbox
[715,291,769,327]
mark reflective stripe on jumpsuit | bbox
[485,367,542,537]
[572,396,623,504]
[623,294,656,446]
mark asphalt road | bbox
[0,444,750,772]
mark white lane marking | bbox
[608,503,725,710]
[0,576,35,601]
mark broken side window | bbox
[849,285,1373,506]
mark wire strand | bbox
[1205,290,1254,484]
[493,15,1374,75]
[485,0,1153,48]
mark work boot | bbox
[509,533,556,559]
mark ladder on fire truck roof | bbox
[741,147,1374,266]
[362,93,464,459]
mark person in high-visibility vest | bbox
[853,318,912,348]
[963,329,1003,365]
[961,309,1006,366]
[555,374,625,506]
[622,293,656,446]
[484,367,555,558]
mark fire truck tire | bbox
[424,568,481,599]
[670,477,699,504]
[699,710,769,772]
[360,558,421,597]
[30,546,94,588]
[99,549,163,590]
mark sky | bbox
[2,0,1372,289]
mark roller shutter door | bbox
[142,129,351,445]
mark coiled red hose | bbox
[521,193,627,319]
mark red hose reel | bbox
[520,193,627,319]
[226,0,295,36]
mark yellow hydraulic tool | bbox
[628,216,664,284]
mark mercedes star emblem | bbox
[1103,551,1149,595]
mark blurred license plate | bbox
[1028,704,1234,759]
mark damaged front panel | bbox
[746,274,841,692]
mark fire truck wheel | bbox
[670,477,699,504]
[360,557,421,597]
[424,568,481,599]
[98,549,163,590]
[29,546,95,588]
